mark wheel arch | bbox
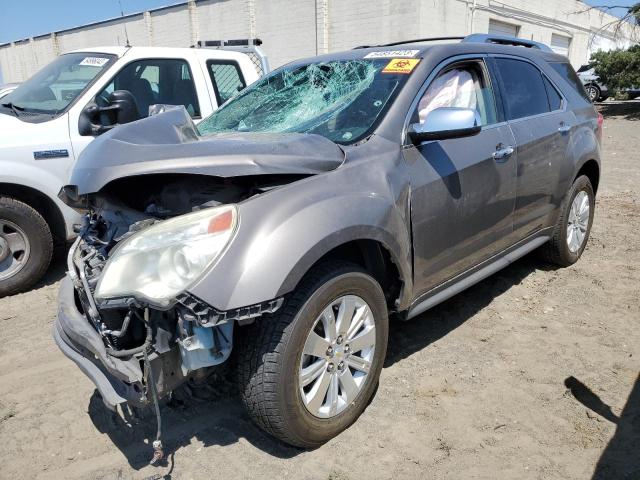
[0,183,66,243]
[575,159,600,194]
[292,238,406,312]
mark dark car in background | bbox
[54,34,602,455]
[577,64,610,102]
[578,64,640,102]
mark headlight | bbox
[95,205,238,305]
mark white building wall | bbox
[255,0,317,67]
[197,0,251,39]
[149,5,192,47]
[0,0,637,83]
[56,15,148,53]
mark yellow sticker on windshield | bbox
[382,58,420,74]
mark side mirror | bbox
[408,107,481,144]
[78,90,140,136]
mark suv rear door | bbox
[491,56,575,240]
[404,57,517,294]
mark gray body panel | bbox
[70,108,345,195]
[67,40,601,313]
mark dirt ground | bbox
[1,103,638,480]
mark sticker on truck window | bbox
[364,50,420,59]
[79,57,109,67]
[382,58,420,74]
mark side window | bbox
[415,62,497,126]
[543,76,563,111]
[550,61,591,102]
[98,58,200,119]
[494,58,550,120]
[207,61,246,106]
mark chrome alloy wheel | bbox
[299,295,376,418]
[0,219,30,281]
[567,190,590,253]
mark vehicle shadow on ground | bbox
[564,375,640,480]
[34,249,67,288]
[597,101,640,120]
[385,254,547,367]
[88,386,302,472]
[87,253,551,472]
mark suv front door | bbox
[404,58,517,295]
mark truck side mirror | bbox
[78,90,141,136]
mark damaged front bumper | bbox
[54,235,284,411]
[54,276,145,409]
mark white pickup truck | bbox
[0,40,268,295]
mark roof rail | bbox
[353,34,554,52]
[462,34,554,52]
[353,36,464,49]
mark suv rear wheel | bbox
[237,261,388,448]
[541,175,595,267]
[0,197,53,297]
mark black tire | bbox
[0,197,53,297]
[237,261,388,448]
[540,175,595,267]
[585,84,601,103]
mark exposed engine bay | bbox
[66,173,299,407]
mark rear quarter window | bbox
[549,62,590,102]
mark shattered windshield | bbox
[198,58,415,144]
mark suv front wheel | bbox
[237,261,388,448]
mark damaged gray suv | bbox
[55,34,602,453]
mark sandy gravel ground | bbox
[0,103,638,480]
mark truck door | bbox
[69,55,209,158]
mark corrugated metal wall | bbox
[0,0,636,83]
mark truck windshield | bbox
[1,52,114,116]
[198,58,415,144]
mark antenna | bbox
[117,0,131,47]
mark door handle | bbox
[493,145,514,162]
[558,122,572,134]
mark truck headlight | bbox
[95,205,238,305]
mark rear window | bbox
[550,62,590,102]
[207,60,246,106]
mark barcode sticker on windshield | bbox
[364,50,420,59]
[79,57,109,67]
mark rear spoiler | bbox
[197,38,270,76]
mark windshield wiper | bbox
[1,102,25,117]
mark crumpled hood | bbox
[69,107,345,195]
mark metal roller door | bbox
[488,19,519,37]
[551,34,571,56]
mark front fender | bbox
[188,163,412,311]
[0,162,79,239]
